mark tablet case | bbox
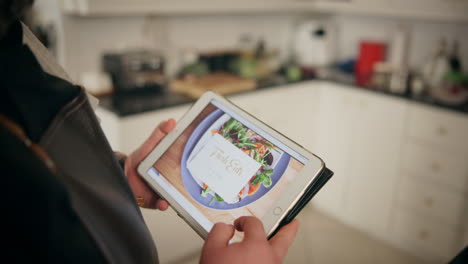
[268,167,334,239]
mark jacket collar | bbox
[0,20,80,141]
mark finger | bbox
[203,223,235,251]
[145,120,170,146]
[156,199,169,211]
[160,118,176,134]
[139,119,175,159]
[269,219,300,261]
[234,216,266,241]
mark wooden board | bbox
[170,72,256,98]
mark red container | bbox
[355,41,386,87]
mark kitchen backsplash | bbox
[334,14,468,70]
[61,14,301,79]
[41,6,468,82]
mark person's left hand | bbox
[125,119,176,210]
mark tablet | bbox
[138,91,332,242]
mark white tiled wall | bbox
[333,14,468,70]
[62,15,149,80]
[60,14,305,79]
[32,2,468,82]
[159,14,302,76]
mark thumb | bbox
[203,223,235,252]
[138,119,176,159]
[269,219,300,261]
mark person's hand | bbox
[201,216,300,264]
[125,119,176,210]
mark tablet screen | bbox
[148,99,308,241]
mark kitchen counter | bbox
[98,90,194,117]
[97,76,307,116]
[328,72,468,116]
[97,75,468,117]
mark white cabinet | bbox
[391,0,468,21]
[61,0,313,16]
[61,0,468,21]
[97,104,190,153]
[311,84,357,220]
[392,209,460,262]
[312,83,407,239]
[390,103,468,262]
[310,82,468,262]
[396,171,467,227]
[314,0,468,21]
[343,89,407,237]
[229,82,321,151]
[407,104,468,154]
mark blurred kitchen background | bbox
[27,0,468,263]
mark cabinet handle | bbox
[437,126,448,136]
[418,230,429,240]
[423,197,434,208]
[430,161,441,172]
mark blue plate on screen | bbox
[181,109,291,210]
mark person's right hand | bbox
[200,216,300,264]
[125,119,176,210]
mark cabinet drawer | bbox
[393,209,460,262]
[396,176,467,227]
[401,142,468,192]
[407,104,468,153]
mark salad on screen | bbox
[199,118,283,205]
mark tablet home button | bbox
[273,207,283,215]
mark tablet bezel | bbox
[138,91,325,239]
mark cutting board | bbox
[170,72,256,98]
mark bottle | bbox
[421,38,449,93]
[449,40,462,73]
[237,34,257,79]
[284,55,302,82]
[388,25,410,94]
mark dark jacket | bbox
[0,21,158,263]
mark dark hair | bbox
[0,0,34,38]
